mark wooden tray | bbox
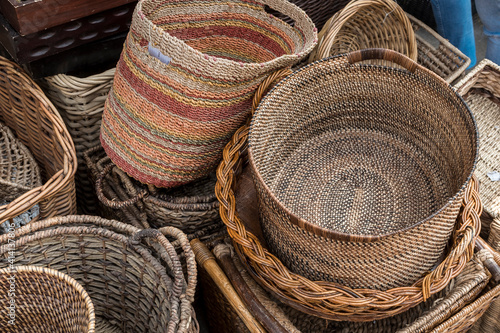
[0,0,136,35]
[0,3,134,63]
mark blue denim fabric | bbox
[430,0,477,68]
[476,0,500,65]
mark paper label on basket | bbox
[148,43,171,65]
[487,171,500,181]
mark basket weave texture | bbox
[100,0,317,188]
[0,265,95,333]
[0,56,77,222]
[309,0,418,63]
[43,69,116,214]
[84,145,224,239]
[248,49,477,290]
[0,215,198,333]
[0,122,41,201]
[216,63,481,321]
[455,59,500,221]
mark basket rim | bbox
[134,0,318,71]
[0,265,96,333]
[248,51,479,242]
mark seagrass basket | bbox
[100,0,317,189]
[455,59,500,225]
[42,69,115,214]
[0,215,198,333]
[309,0,418,63]
[0,56,77,222]
[0,122,41,201]
[249,49,477,290]
[84,145,225,239]
[0,265,95,333]
[216,60,480,321]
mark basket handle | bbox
[95,163,148,209]
[347,48,418,73]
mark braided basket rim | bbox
[247,51,478,242]
[215,63,481,321]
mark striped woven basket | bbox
[100,0,317,188]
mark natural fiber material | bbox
[0,122,41,201]
[0,215,198,333]
[216,63,481,321]
[84,145,225,239]
[309,0,417,63]
[0,56,77,222]
[248,49,477,290]
[410,14,470,84]
[100,0,317,188]
[43,69,115,214]
[455,59,500,220]
[0,265,95,333]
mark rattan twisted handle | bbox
[131,227,197,333]
[310,0,417,62]
[215,70,480,321]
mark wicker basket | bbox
[0,56,77,222]
[193,236,498,333]
[216,64,481,321]
[0,215,198,333]
[309,0,417,63]
[0,265,95,333]
[42,69,116,215]
[249,49,477,290]
[455,60,500,225]
[309,1,469,83]
[0,122,41,201]
[84,145,225,240]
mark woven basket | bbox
[0,265,95,333]
[42,69,116,215]
[455,59,500,224]
[100,0,317,188]
[84,145,225,240]
[216,63,481,321]
[249,49,477,290]
[309,0,418,63]
[0,122,41,201]
[0,56,77,222]
[193,237,498,333]
[0,215,198,333]
[309,1,470,83]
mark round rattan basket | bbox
[0,56,77,222]
[309,0,417,63]
[0,265,95,333]
[215,60,481,321]
[0,122,41,202]
[0,215,198,333]
[248,49,478,291]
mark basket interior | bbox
[0,269,91,333]
[250,60,477,236]
[140,0,304,63]
[8,232,172,333]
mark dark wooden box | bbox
[0,0,136,35]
